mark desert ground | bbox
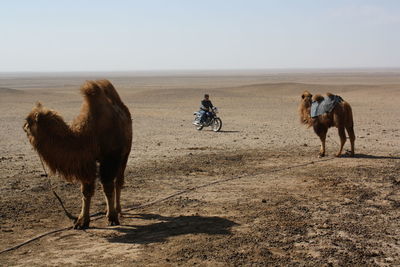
[1,70,400,266]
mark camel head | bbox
[23,102,68,143]
[300,91,313,107]
[23,102,44,138]
[299,91,313,126]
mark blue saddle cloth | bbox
[310,95,343,118]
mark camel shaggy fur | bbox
[299,91,355,157]
[23,80,132,229]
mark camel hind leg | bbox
[115,173,124,215]
[343,101,355,156]
[346,126,355,156]
[115,153,129,215]
[336,126,347,157]
[100,154,122,226]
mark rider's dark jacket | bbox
[201,100,213,111]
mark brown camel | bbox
[23,80,132,229]
[299,91,355,157]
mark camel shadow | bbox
[105,213,238,244]
[350,153,400,160]
[217,130,240,133]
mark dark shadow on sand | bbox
[217,130,240,133]
[349,153,400,160]
[103,213,238,244]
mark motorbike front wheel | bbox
[212,118,222,132]
[196,125,204,131]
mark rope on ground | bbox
[0,156,335,255]
[0,227,72,255]
[39,153,78,222]
[52,190,78,221]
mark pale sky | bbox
[1,0,399,72]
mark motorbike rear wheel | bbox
[212,118,222,132]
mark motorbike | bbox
[193,107,222,132]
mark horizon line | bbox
[1,67,400,74]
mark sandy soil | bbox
[1,71,400,266]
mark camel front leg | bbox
[75,181,95,229]
[319,136,326,157]
[317,129,328,158]
[314,123,328,158]
[102,182,119,226]
[336,127,347,157]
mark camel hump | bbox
[326,92,344,102]
[312,94,324,102]
[95,79,123,106]
[81,80,102,97]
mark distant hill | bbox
[0,87,23,94]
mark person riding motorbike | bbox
[193,94,213,125]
